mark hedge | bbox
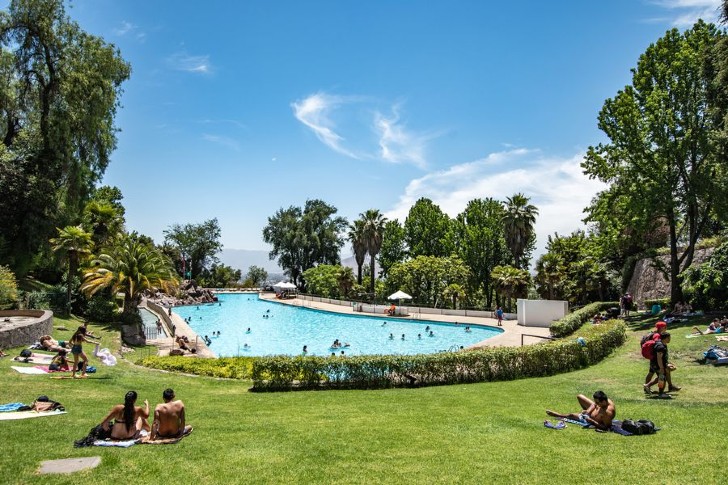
[250,319,626,391]
[549,301,618,338]
[138,356,254,379]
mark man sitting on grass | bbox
[150,388,192,440]
[546,390,616,430]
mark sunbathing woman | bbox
[100,391,150,440]
[39,335,68,352]
[69,326,100,378]
[692,320,723,335]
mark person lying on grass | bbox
[150,388,192,440]
[39,335,68,352]
[546,390,616,430]
[101,391,150,440]
[691,319,724,335]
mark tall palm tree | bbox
[50,225,94,314]
[360,209,387,295]
[490,265,530,311]
[81,236,179,317]
[348,220,367,285]
[502,193,539,269]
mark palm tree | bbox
[81,236,179,317]
[360,209,388,295]
[490,265,530,311]
[348,220,367,285]
[50,225,94,314]
[502,193,539,269]
[535,253,564,300]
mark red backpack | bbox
[640,333,660,360]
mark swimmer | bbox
[340,350,345,356]
[401,334,405,340]
[243,343,250,350]
[266,309,270,313]
[331,352,336,357]
[381,321,387,327]
[389,333,394,340]
[302,345,308,354]
[465,326,471,333]
[429,331,434,337]
[246,328,251,333]
[425,325,431,332]
[418,333,422,339]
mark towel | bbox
[0,403,27,412]
[0,409,66,421]
[11,366,48,375]
[93,430,149,447]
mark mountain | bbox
[218,249,281,274]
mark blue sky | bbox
[5,0,723,260]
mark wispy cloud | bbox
[385,148,607,261]
[197,118,247,130]
[112,21,147,42]
[291,93,359,159]
[649,0,721,26]
[374,105,429,168]
[167,52,212,74]
[292,92,434,166]
[202,134,240,151]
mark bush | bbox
[549,301,617,338]
[250,320,626,391]
[138,356,254,379]
[84,294,119,323]
[0,265,18,309]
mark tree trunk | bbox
[369,255,376,295]
[357,264,363,285]
[668,218,684,305]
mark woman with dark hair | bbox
[69,326,100,378]
[100,391,150,440]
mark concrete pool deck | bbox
[258,293,553,349]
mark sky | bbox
[3,0,724,263]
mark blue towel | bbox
[0,403,27,412]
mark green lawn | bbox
[0,315,725,484]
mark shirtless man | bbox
[150,388,192,440]
[546,390,616,430]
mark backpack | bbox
[640,333,659,360]
[621,419,657,435]
[31,396,64,412]
[74,424,111,448]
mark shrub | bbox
[138,356,254,379]
[0,265,18,309]
[84,294,119,323]
[250,320,626,391]
[549,301,617,338]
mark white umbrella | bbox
[273,282,297,289]
[388,290,412,301]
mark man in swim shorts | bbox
[546,390,616,430]
[150,388,192,440]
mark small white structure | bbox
[516,299,568,327]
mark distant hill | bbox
[218,249,281,274]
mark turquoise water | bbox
[173,293,502,357]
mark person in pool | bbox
[389,333,394,340]
[100,391,150,440]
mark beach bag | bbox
[621,419,656,435]
[74,424,111,448]
[20,349,32,358]
[641,333,659,360]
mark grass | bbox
[0,314,725,484]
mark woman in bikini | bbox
[100,391,150,440]
[69,326,99,378]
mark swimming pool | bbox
[173,293,502,357]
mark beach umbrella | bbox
[388,290,412,301]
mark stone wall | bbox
[0,310,53,349]
[627,248,714,305]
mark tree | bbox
[0,0,130,275]
[81,185,126,249]
[301,264,354,299]
[453,198,510,307]
[246,265,268,287]
[582,21,727,304]
[377,219,407,278]
[502,193,539,269]
[490,265,530,311]
[387,255,470,308]
[50,225,93,313]
[263,199,347,288]
[404,198,452,258]
[0,264,18,309]
[81,235,178,317]
[348,220,367,285]
[682,237,728,310]
[163,218,223,280]
[200,263,241,288]
[360,209,387,295]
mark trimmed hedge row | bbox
[549,301,618,338]
[138,356,254,379]
[250,320,626,391]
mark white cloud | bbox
[202,134,239,151]
[113,21,134,36]
[651,0,721,26]
[291,93,359,159]
[385,148,608,262]
[167,53,212,74]
[292,92,433,166]
[374,106,429,168]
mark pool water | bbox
[173,294,502,357]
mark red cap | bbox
[656,321,667,329]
